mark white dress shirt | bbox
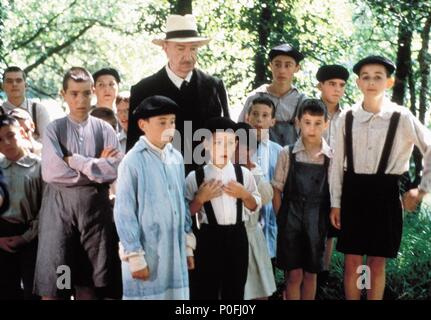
[165,65,193,89]
[330,98,431,208]
[185,161,261,226]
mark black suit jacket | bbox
[126,67,229,152]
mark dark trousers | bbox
[194,223,248,300]
[0,219,39,300]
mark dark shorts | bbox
[277,201,329,274]
[33,184,119,298]
[336,173,402,258]
[0,219,38,300]
[326,223,340,238]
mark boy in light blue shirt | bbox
[114,95,195,300]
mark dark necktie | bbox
[180,80,188,92]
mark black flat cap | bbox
[92,67,121,83]
[353,55,396,75]
[269,43,304,63]
[205,117,237,133]
[133,95,180,120]
[316,64,349,82]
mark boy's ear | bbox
[295,117,300,128]
[18,126,28,140]
[137,118,147,133]
[202,137,210,150]
[386,77,395,89]
[60,89,66,98]
[270,117,276,128]
[293,63,300,73]
[317,82,322,91]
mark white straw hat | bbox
[152,14,210,47]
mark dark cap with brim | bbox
[92,67,121,83]
[205,117,237,134]
[133,95,180,120]
[269,43,304,63]
[353,55,396,75]
[316,64,349,82]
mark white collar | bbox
[253,84,298,98]
[165,65,193,89]
[2,98,28,111]
[141,136,171,155]
[292,137,332,158]
[207,160,234,173]
[67,114,90,127]
[352,97,397,123]
[118,130,127,141]
[0,153,39,169]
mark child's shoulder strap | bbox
[53,117,70,156]
[233,164,244,185]
[377,111,401,174]
[31,102,40,138]
[233,164,244,225]
[345,110,354,172]
[195,166,205,187]
[194,166,218,226]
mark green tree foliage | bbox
[1,0,430,122]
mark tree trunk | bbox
[172,0,192,15]
[0,2,6,65]
[418,13,431,124]
[392,24,412,106]
[254,4,272,88]
[408,66,416,115]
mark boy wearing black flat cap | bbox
[92,67,121,110]
[330,55,431,300]
[185,117,261,299]
[317,64,349,148]
[114,95,195,299]
[239,43,307,147]
[316,64,349,283]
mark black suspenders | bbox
[345,110,401,173]
[195,164,244,226]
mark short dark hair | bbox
[116,91,130,105]
[236,122,259,151]
[62,67,93,91]
[297,99,328,121]
[0,114,21,129]
[249,96,276,118]
[90,107,117,129]
[2,66,26,82]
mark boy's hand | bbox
[63,156,71,165]
[187,256,195,270]
[100,147,119,159]
[330,208,341,230]
[223,180,247,200]
[402,188,426,212]
[0,237,16,253]
[132,266,150,281]
[6,236,27,250]
[195,179,223,204]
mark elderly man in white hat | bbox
[126,14,230,170]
